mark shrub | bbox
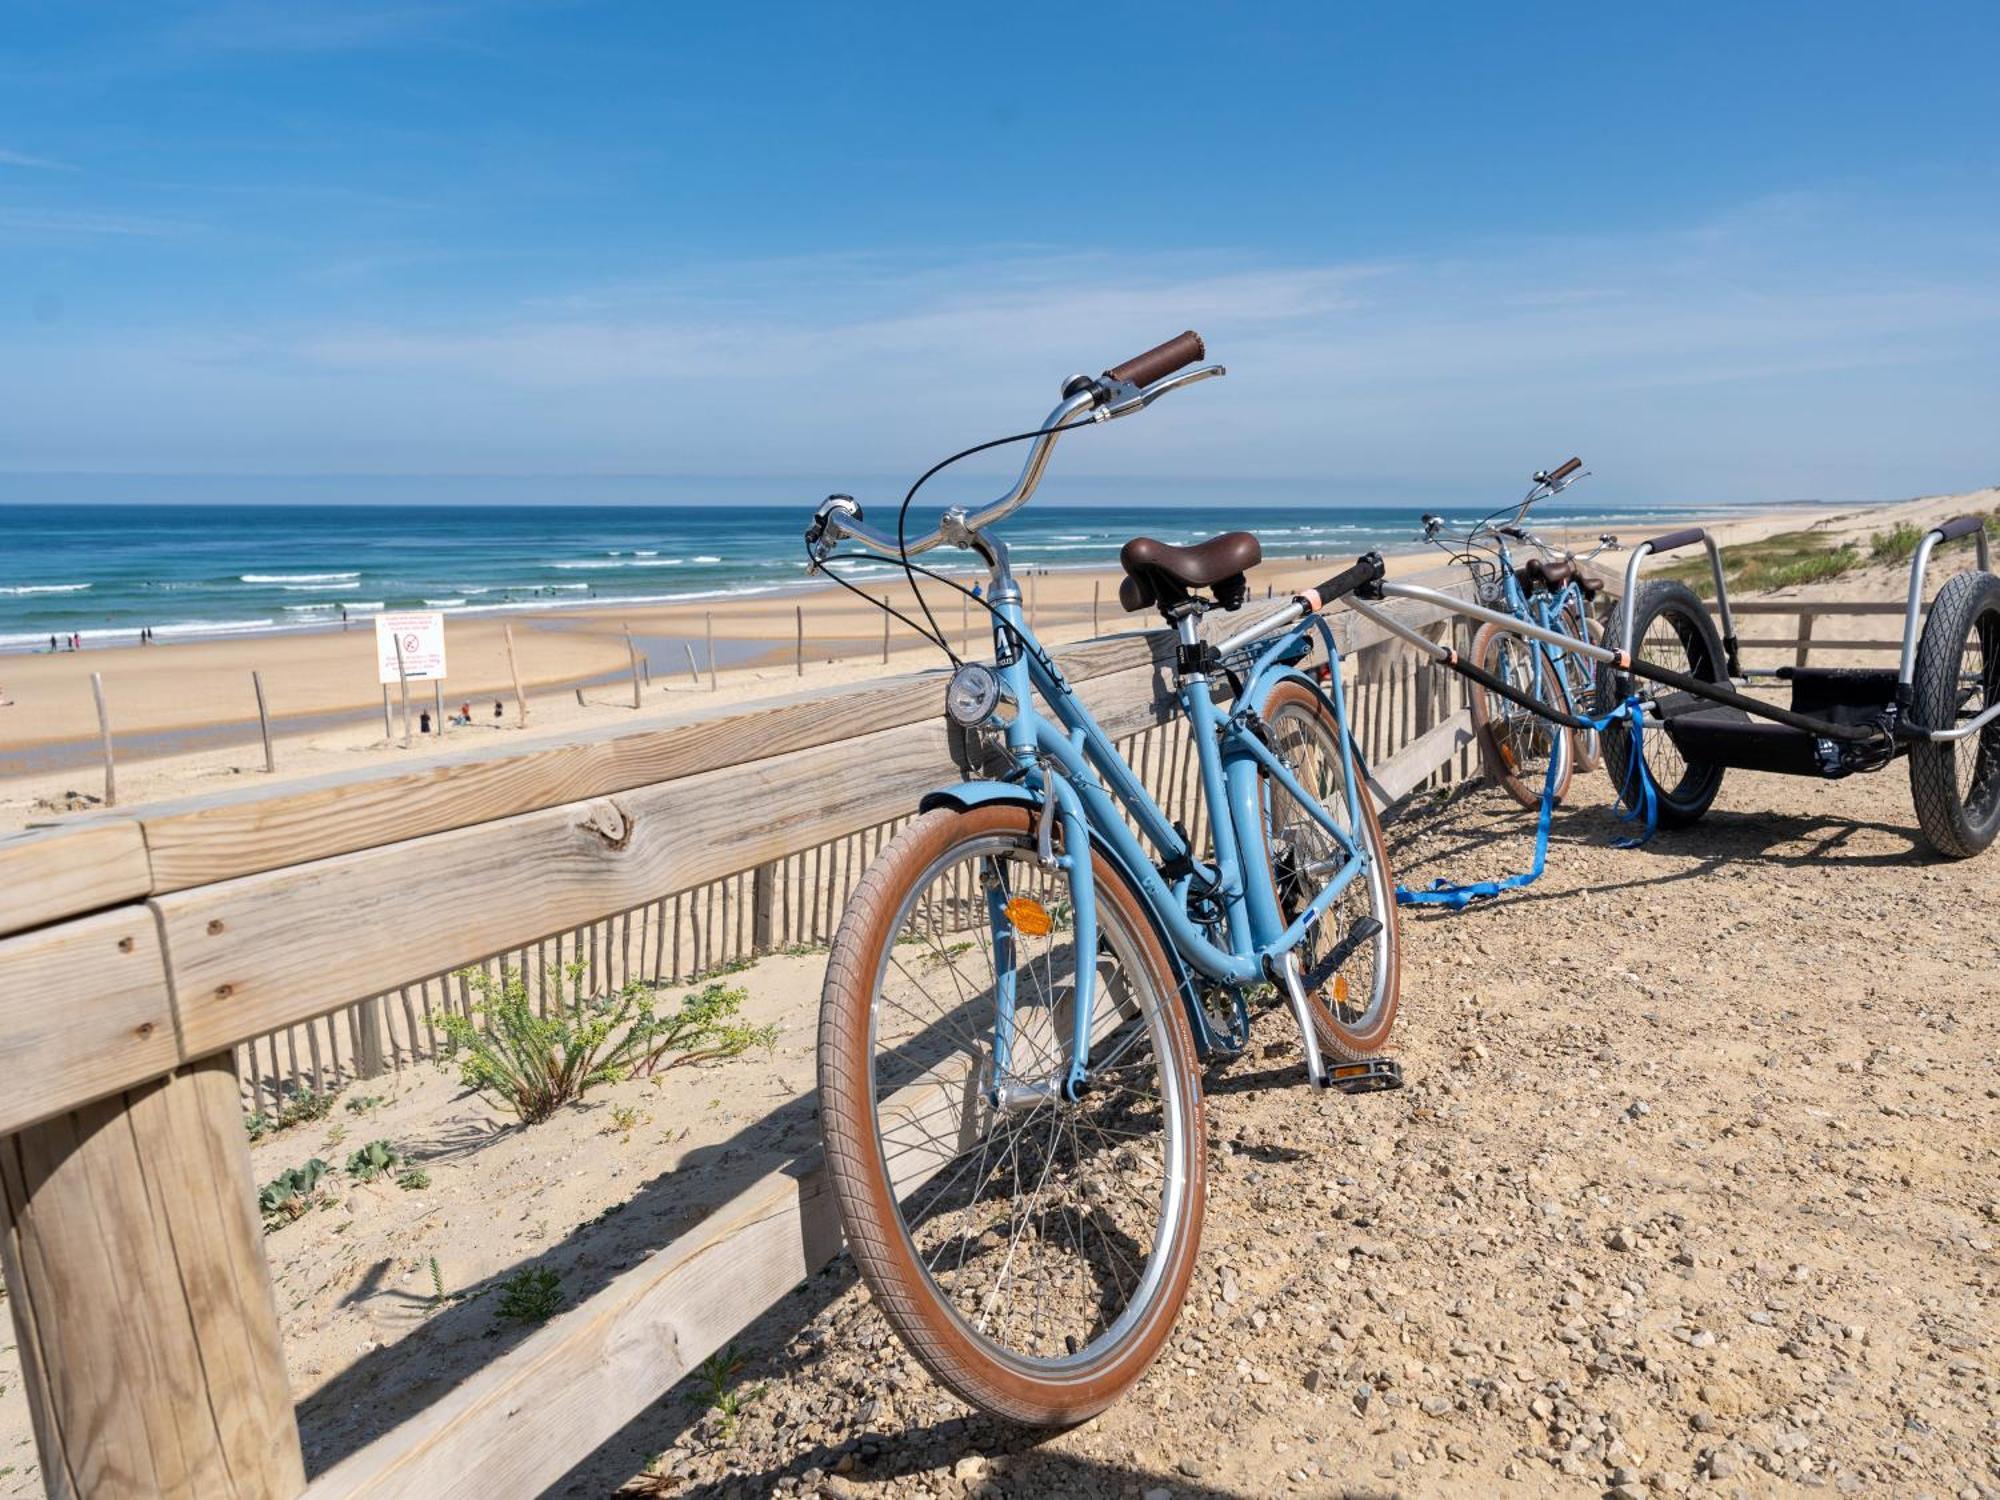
[495,1267,562,1324]
[396,1166,431,1191]
[245,1085,339,1140]
[345,1094,385,1114]
[1871,522,1925,565]
[632,982,777,1077]
[345,1139,403,1182]
[438,964,774,1124]
[259,1159,331,1229]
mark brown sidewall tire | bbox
[1468,620,1574,810]
[1258,679,1401,1061]
[818,803,1206,1426]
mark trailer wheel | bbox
[1598,579,1728,828]
[1908,569,2000,858]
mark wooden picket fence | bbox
[0,573,1488,1500]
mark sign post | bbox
[375,611,448,750]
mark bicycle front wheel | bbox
[1468,619,1574,809]
[818,803,1205,1425]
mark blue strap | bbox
[1395,696,1655,910]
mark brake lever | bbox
[1114,363,1228,418]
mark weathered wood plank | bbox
[0,906,179,1136]
[154,653,1187,1057]
[130,630,1171,893]
[302,1158,840,1500]
[1372,707,1475,808]
[0,822,153,939]
[110,571,1468,895]
[0,1053,305,1499]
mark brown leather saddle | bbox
[1514,555,1604,599]
[1118,531,1262,615]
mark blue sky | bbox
[1,1,1996,506]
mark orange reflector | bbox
[1332,974,1350,1004]
[1004,896,1052,936]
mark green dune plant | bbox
[438,964,775,1125]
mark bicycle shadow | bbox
[1386,785,1934,923]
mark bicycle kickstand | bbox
[1276,950,1329,1088]
[1276,949,1407,1096]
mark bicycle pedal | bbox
[1320,1057,1404,1095]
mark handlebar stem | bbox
[811,364,1224,565]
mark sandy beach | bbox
[0,488,1991,832]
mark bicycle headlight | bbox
[945,662,1005,726]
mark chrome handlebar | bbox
[808,363,1227,565]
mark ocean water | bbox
[0,498,1748,651]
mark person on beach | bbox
[47,634,56,652]
[493,700,503,720]
[419,709,432,734]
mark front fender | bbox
[918,781,1041,816]
[912,779,1239,1059]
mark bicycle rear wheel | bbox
[1468,619,1574,809]
[1556,598,1605,774]
[1259,677,1400,1060]
[818,803,1205,1425]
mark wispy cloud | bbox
[0,146,73,171]
[0,207,201,240]
[1,194,1995,502]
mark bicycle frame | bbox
[973,573,1370,1097]
[1484,534,1579,718]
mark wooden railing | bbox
[0,575,1482,1500]
[1724,599,1918,666]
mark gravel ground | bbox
[581,763,1997,1500]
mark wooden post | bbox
[574,686,586,707]
[624,625,642,708]
[880,599,889,665]
[751,861,776,953]
[393,632,412,748]
[380,684,392,740]
[252,670,274,773]
[504,622,528,726]
[355,997,388,1079]
[795,606,804,676]
[432,679,444,738]
[89,671,115,808]
[682,643,702,686]
[1092,580,1100,638]
[1794,608,1814,669]
[705,612,717,690]
[0,1053,308,1500]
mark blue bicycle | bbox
[805,334,1400,1424]
[1420,460,1617,808]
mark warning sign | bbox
[375,611,448,684]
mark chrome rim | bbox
[863,832,1186,1373]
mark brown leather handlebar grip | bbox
[1104,331,1206,388]
[1547,456,1583,482]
